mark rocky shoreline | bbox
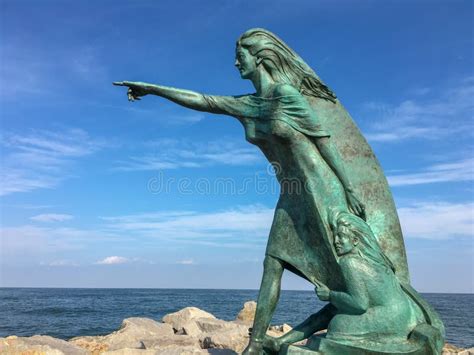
[1,301,472,354]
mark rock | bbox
[185,318,248,353]
[442,343,473,354]
[235,301,257,324]
[142,334,201,350]
[71,317,175,352]
[107,318,174,350]
[163,307,216,334]
[201,328,249,354]
[103,347,233,355]
[69,335,109,354]
[194,318,248,334]
[181,320,203,337]
[103,349,158,355]
[7,313,471,355]
[267,323,293,337]
[103,347,208,354]
[0,335,88,355]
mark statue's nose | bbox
[234,59,239,67]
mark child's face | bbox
[335,226,356,256]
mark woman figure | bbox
[114,28,365,354]
[265,210,420,352]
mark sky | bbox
[0,0,473,292]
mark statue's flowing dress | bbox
[205,89,348,289]
[205,89,444,341]
[205,87,444,354]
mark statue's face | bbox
[235,46,257,80]
[335,226,357,256]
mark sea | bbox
[0,288,472,349]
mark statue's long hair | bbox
[330,210,396,273]
[237,28,337,103]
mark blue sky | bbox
[1,0,472,292]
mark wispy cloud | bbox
[398,202,474,239]
[177,259,196,265]
[115,138,262,171]
[30,214,74,223]
[1,128,106,195]
[96,256,129,265]
[1,39,106,98]
[0,225,121,255]
[100,204,273,245]
[363,80,474,142]
[13,204,55,210]
[3,200,471,271]
[388,158,473,186]
[159,112,206,125]
[42,260,80,267]
[1,205,272,266]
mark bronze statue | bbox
[115,28,444,355]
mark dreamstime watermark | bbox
[147,162,313,196]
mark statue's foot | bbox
[242,339,264,355]
[263,335,281,354]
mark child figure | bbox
[264,210,425,353]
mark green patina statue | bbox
[114,28,445,355]
[267,211,444,354]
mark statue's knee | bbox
[263,256,282,272]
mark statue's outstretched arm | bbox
[113,81,253,118]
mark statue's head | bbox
[334,219,360,256]
[236,28,337,102]
[330,210,396,272]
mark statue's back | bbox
[308,96,410,284]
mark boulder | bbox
[194,318,248,334]
[163,307,216,334]
[142,334,201,350]
[70,317,175,352]
[442,343,474,354]
[103,347,206,354]
[103,347,234,354]
[69,335,109,354]
[107,318,174,350]
[192,319,249,353]
[103,349,157,355]
[235,301,257,325]
[201,327,249,354]
[0,335,88,355]
[267,323,293,337]
[181,320,203,337]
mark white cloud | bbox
[115,138,262,171]
[0,128,106,195]
[96,256,129,265]
[0,206,271,265]
[363,80,474,142]
[388,158,473,186]
[14,204,55,210]
[0,225,121,258]
[43,260,79,267]
[30,214,74,223]
[398,202,474,239]
[99,204,273,248]
[160,113,206,125]
[177,259,195,265]
[0,39,106,98]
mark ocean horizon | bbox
[0,288,472,349]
